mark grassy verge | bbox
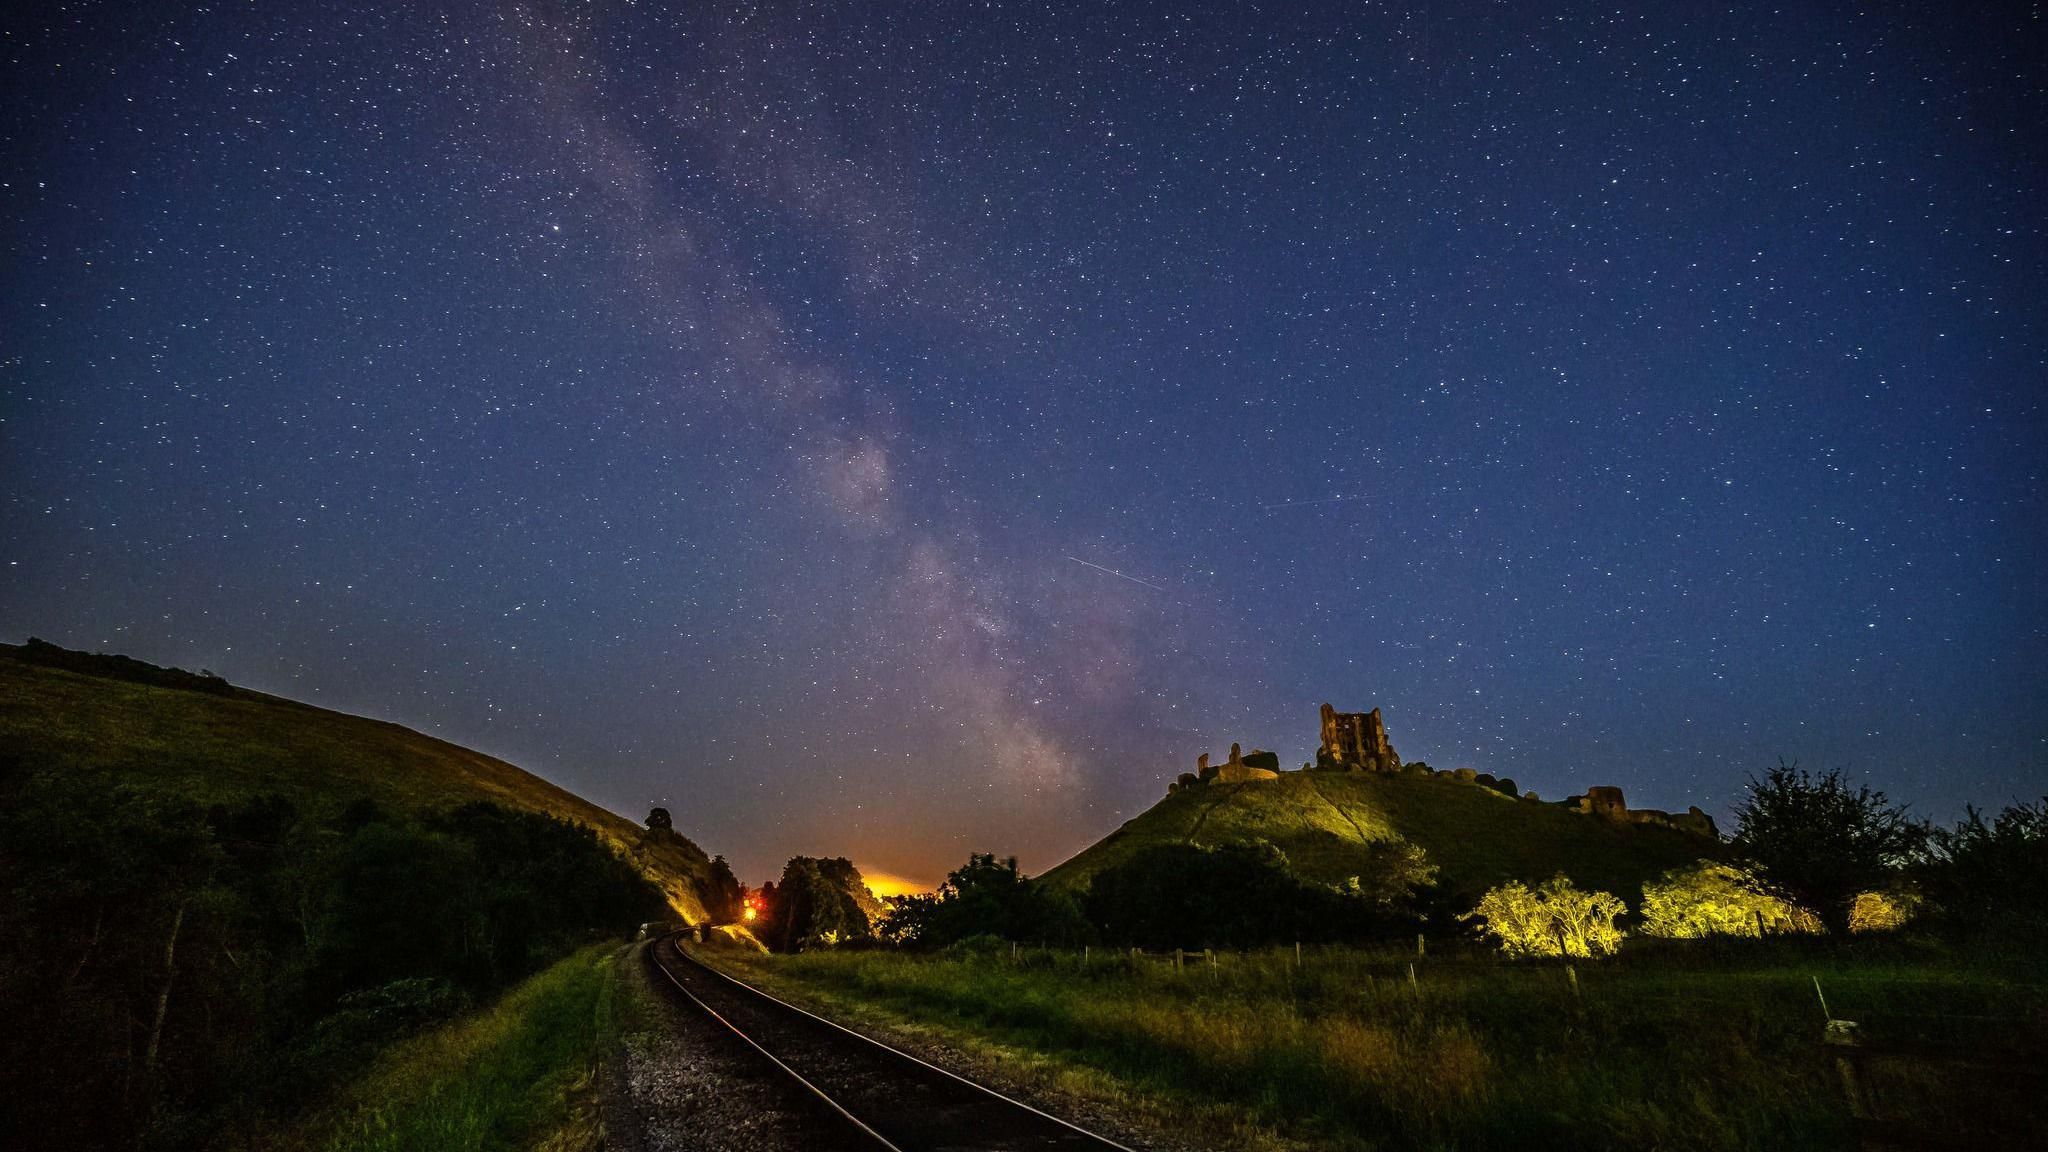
[294,944,623,1152]
[721,942,2046,1151]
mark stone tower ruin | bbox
[1317,703,1401,772]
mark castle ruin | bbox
[1316,703,1401,772]
[1161,702,1719,840]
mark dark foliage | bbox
[1920,798,2048,941]
[0,776,664,1151]
[1731,761,1925,935]
[645,806,673,831]
[6,637,230,694]
[1083,840,1428,950]
[704,854,745,923]
[879,853,1088,949]
[761,856,880,951]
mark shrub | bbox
[1639,863,1796,938]
[1848,889,1920,933]
[1465,874,1626,958]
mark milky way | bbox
[3,2,2043,885]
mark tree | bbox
[1465,874,1627,958]
[1639,862,1797,938]
[704,855,745,923]
[1921,797,2048,940]
[762,857,878,951]
[880,853,1088,949]
[1731,761,1925,936]
[645,807,673,833]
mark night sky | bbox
[4,1,2044,889]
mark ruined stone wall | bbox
[1563,785,1719,839]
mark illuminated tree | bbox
[1847,889,1919,933]
[1732,762,1924,936]
[1639,863,1795,938]
[1466,874,1626,958]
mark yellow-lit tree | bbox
[1639,862,1798,938]
[1466,874,1626,958]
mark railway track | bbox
[647,934,1138,1152]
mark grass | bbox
[295,944,623,1152]
[0,649,711,920]
[1042,770,1718,905]
[719,940,2048,1151]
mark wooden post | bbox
[1083,945,1090,966]
[1175,947,1183,972]
[1566,964,1580,1000]
[1407,962,1419,993]
[1207,948,1216,977]
[1825,1019,1872,1121]
[1012,941,1019,963]
[1416,933,1426,959]
[1294,940,1302,970]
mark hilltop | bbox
[1044,710,1723,906]
[0,639,715,922]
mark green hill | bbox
[0,640,714,922]
[1043,769,1719,905]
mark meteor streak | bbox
[1065,556,1166,592]
[1260,495,1371,510]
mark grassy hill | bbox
[1043,769,1719,905]
[0,641,713,922]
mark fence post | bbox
[1083,945,1089,966]
[1294,940,1302,971]
[1175,948,1183,972]
[1824,1019,1873,1121]
[1417,933,1426,959]
[1567,964,1580,1000]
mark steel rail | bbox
[655,934,1139,1152]
[646,936,903,1150]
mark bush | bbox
[1465,874,1626,958]
[1083,840,1430,950]
[1920,798,2048,941]
[0,780,663,1150]
[1639,863,1796,939]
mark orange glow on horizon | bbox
[859,868,935,898]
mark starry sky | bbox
[4,1,2044,888]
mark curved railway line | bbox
[646,934,1139,1152]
